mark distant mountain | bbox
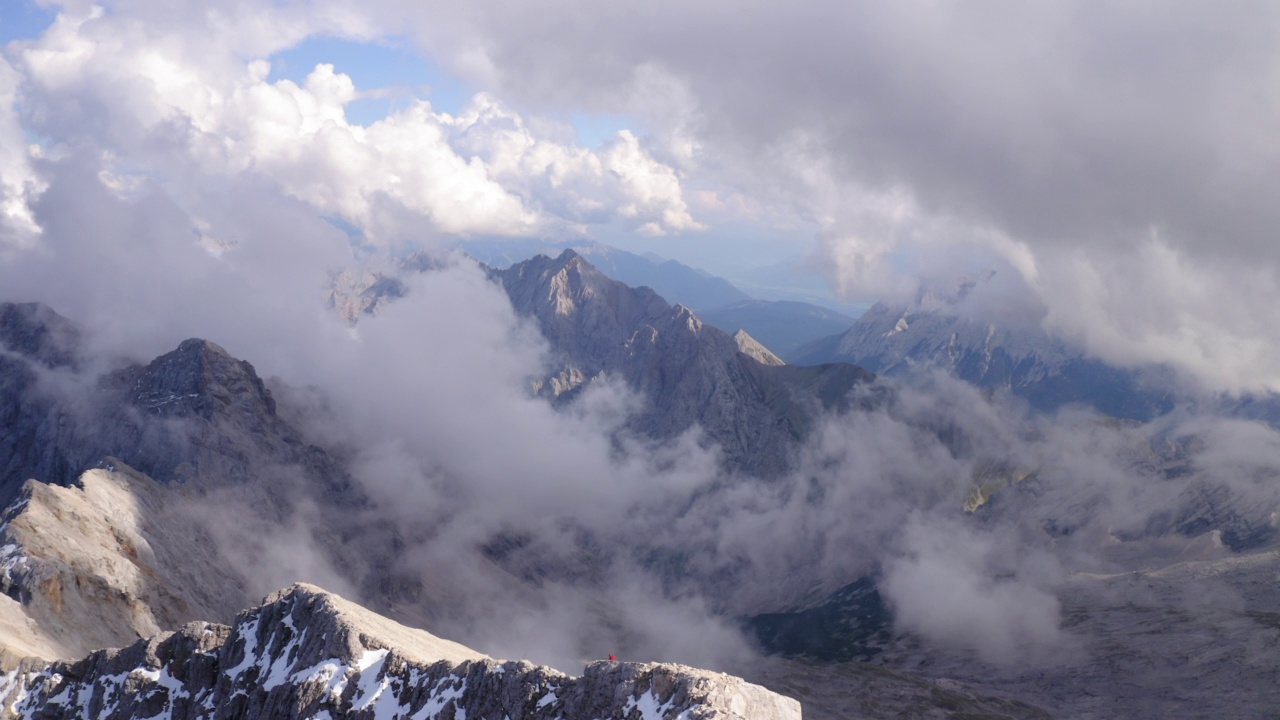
[463,238,751,310]
[491,250,877,476]
[465,240,855,360]
[699,300,855,360]
[794,300,1176,420]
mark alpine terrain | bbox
[0,254,1277,719]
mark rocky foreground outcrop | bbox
[0,583,801,720]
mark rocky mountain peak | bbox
[126,338,277,420]
[505,249,626,317]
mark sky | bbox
[0,0,1277,367]
[1,1,1278,392]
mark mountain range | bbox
[0,251,1278,717]
[794,295,1178,420]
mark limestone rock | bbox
[732,330,785,367]
[0,464,248,663]
[0,583,802,720]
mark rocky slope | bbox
[732,330,784,367]
[0,464,250,664]
[0,583,801,720]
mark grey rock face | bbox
[92,338,354,498]
[0,583,802,720]
[0,303,81,370]
[493,250,875,476]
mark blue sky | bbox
[2,5,635,148]
[269,36,633,149]
[0,1,55,46]
[268,36,468,125]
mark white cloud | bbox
[319,0,1280,393]
[882,513,1067,667]
[6,3,702,247]
[0,58,45,251]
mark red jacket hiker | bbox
[608,654,616,661]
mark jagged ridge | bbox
[0,583,801,720]
[492,250,876,476]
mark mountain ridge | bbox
[491,249,877,476]
[0,582,801,720]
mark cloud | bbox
[5,3,701,248]
[882,513,1068,667]
[18,1,1280,391]
[0,57,43,251]
[322,0,1280,392]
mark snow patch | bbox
[624,688,677,720]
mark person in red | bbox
[608,654,616,661]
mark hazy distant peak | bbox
[0,301,83,369]
[911,268,997,312]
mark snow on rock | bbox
[0,583,801,720]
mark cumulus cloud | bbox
[18,1,1280,391]
[0,57,43,251]
[4,2,701,248]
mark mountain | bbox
[3,295,1280,717]
[698,300,855,360]
[794,300,1176,420]
[464,238,751,311]
[0,305,356,508]
[0,583,801,720]
[490,250,877,476]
